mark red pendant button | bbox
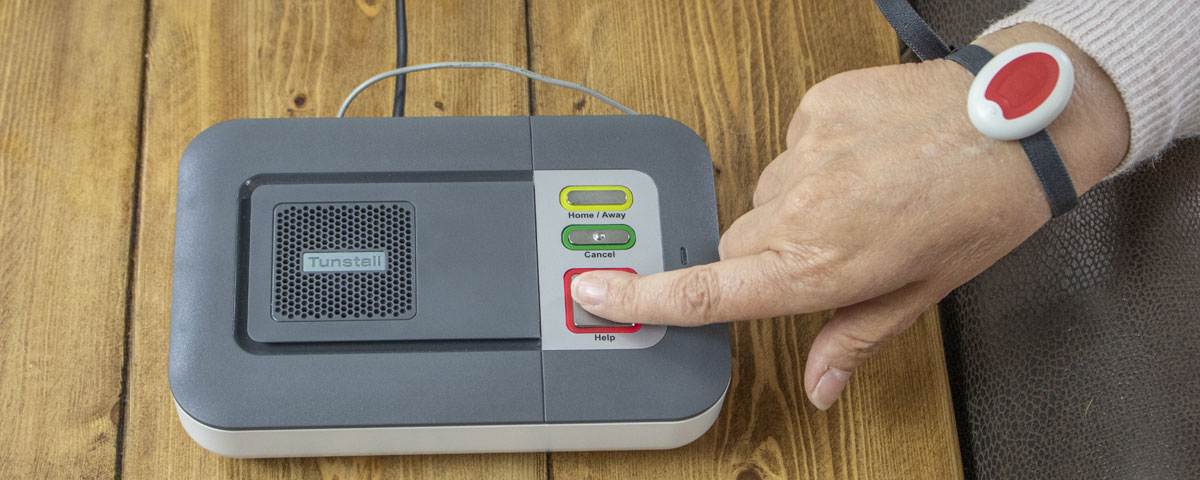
[983,52,1059,120]
[967,42,1073,140]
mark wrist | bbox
[972,22,1130,193]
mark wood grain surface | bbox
[0,1,145,478]
[123,1,545,479]
[1,0,962,478]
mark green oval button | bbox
[561,225,636,250]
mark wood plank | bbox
[123,1,541,478]
[404,1,530,117]
[0,1,145,477]
[529,0,963,478]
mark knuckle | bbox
[775,186,816,222]
[833,328,885,360]
[751,183,774,208]
[753,155,788,206]
[716,234,736,260]
[602,276,638,312]
[671,266,723,322]
[771,244,842,294]
[799,73,852,113]
[791,130,845,162]
[799,82,831,112]
[891,303,929,334]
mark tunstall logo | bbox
[301,251,388,273]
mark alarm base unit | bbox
[169,115,729,457]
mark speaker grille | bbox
[272,202,415,321]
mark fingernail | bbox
[572,276,607,306]
[809,367,852,411]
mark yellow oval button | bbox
[559,186,633,211]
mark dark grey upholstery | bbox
[910,1,1200,478]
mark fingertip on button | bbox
[571,274,607,306]
[563,268,640,333]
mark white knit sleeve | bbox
[983,0,1200,176]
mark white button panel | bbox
[533,170,667,350]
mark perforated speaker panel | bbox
[271,202,415,321]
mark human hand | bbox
[570,23,1129,410]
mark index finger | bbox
[569,251,835,326]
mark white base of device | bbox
[176,390,726,458]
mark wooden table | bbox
[0,1,961,478]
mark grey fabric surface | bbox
[909,1,1200,478]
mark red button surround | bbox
[563,268,641,334]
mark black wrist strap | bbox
[947,46,1079,217]
[875,0,1079,217]
[1019,131,1078,216]
[871,0,951,61]
[945,44,992,75]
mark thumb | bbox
[804,283,932,410]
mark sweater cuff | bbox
[983,1,1200,178]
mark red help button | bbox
[967,42,1074,141]
[984,52,1059,120]
[564,268,641,334]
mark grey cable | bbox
[337,61,638,117]
[391,0,407,116]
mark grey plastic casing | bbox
[169,115,730,430]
